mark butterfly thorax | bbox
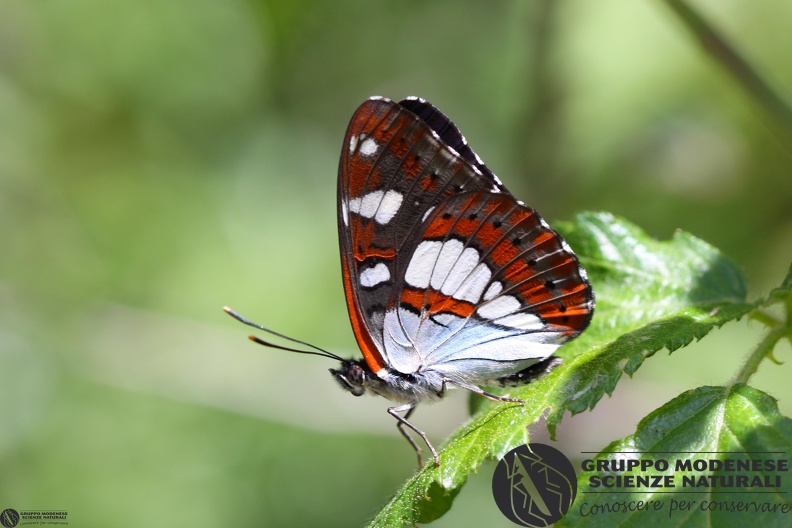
[330,359,445,404]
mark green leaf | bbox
[558,384,792,528]
[368,212,756,526]
[527,212,756,428]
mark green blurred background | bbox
[1,1,791,526]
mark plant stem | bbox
[749,309,781,329]
[731,294,791,385]
[662,0,792,140]
[786,295,792,341]
[731,325,787,386]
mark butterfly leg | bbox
[442,378,524,405]
[388,403,440,467]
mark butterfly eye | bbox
[330,364,366,397]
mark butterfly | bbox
[225,96,594,467]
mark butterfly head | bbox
[330,359,373,397]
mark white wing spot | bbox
[349,134,360,153]
[453,263,492,303]
[493,313,544,331]
[478,295,520,319]
[440,247,480,296]
[359,262,391,288]
[430,240,464,290]
[421,206,435,222]
[348,190,403,225]
[405,241,442,288]
[359,137,378,157]
[375,190,403,224]
[483,281,502,301]
[404,240,493,303]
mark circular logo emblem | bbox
[492,443,577,526]
[0,509,19,528]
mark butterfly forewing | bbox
[397,97,503,192]
[338,98,510,372]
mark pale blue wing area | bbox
[382,308,564,384]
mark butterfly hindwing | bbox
[338,96,593,381]
[383,191,593,381]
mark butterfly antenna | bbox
[223,306,345,362]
